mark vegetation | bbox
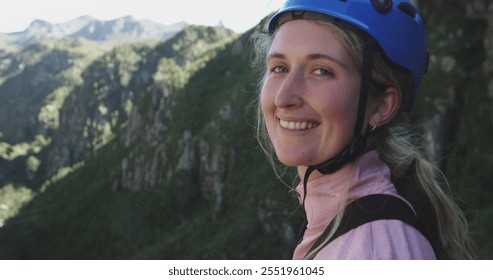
[0,184,33,227]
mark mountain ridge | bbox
[0,16,189,48]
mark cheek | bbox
[316,87,360,137]
[260,83,274,116]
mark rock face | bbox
[416,0,493,257]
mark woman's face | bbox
[261,20,361,168]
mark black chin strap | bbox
[298,39,376,241]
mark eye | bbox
[312,68,333,76]
[270,65,288,74]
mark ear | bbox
[368,86,401,127]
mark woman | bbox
[255,0,477,259]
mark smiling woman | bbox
[261,20,361,169]
[254,0,477,260]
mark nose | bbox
[274,69,304,109]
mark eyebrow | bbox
[266,52,286,62]
[266,52,351,72]
[307,53,350,71]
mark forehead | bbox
[269,20,355,65]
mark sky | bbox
[0,0,286,34]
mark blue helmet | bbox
[268,0,429,112]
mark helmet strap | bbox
[298,38,376,242]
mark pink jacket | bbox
[293,150,436,260]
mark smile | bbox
[279,119,319,130]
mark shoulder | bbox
[314,219,437,260]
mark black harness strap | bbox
[306,194,434,258]
[298,39,377,242]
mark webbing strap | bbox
[297,18,377,246]
[305,194,430,258]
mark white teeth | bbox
[279,119,318,130]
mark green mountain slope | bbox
[0,22,301,259]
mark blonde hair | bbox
[253,19,477,259]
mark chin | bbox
[277,159,299,167]
[276,154,312,167]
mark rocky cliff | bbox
[416,0,493,256]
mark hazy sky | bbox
[0,0,286,33]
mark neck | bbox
[297,166,322,183]
[297,160,356,186]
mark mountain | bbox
[0,19,300,259]
[0,38,104,188]
[0,16,188,48]
[0,0,492,259]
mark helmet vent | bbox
[371,0,393,14]
[397,3,417,19]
